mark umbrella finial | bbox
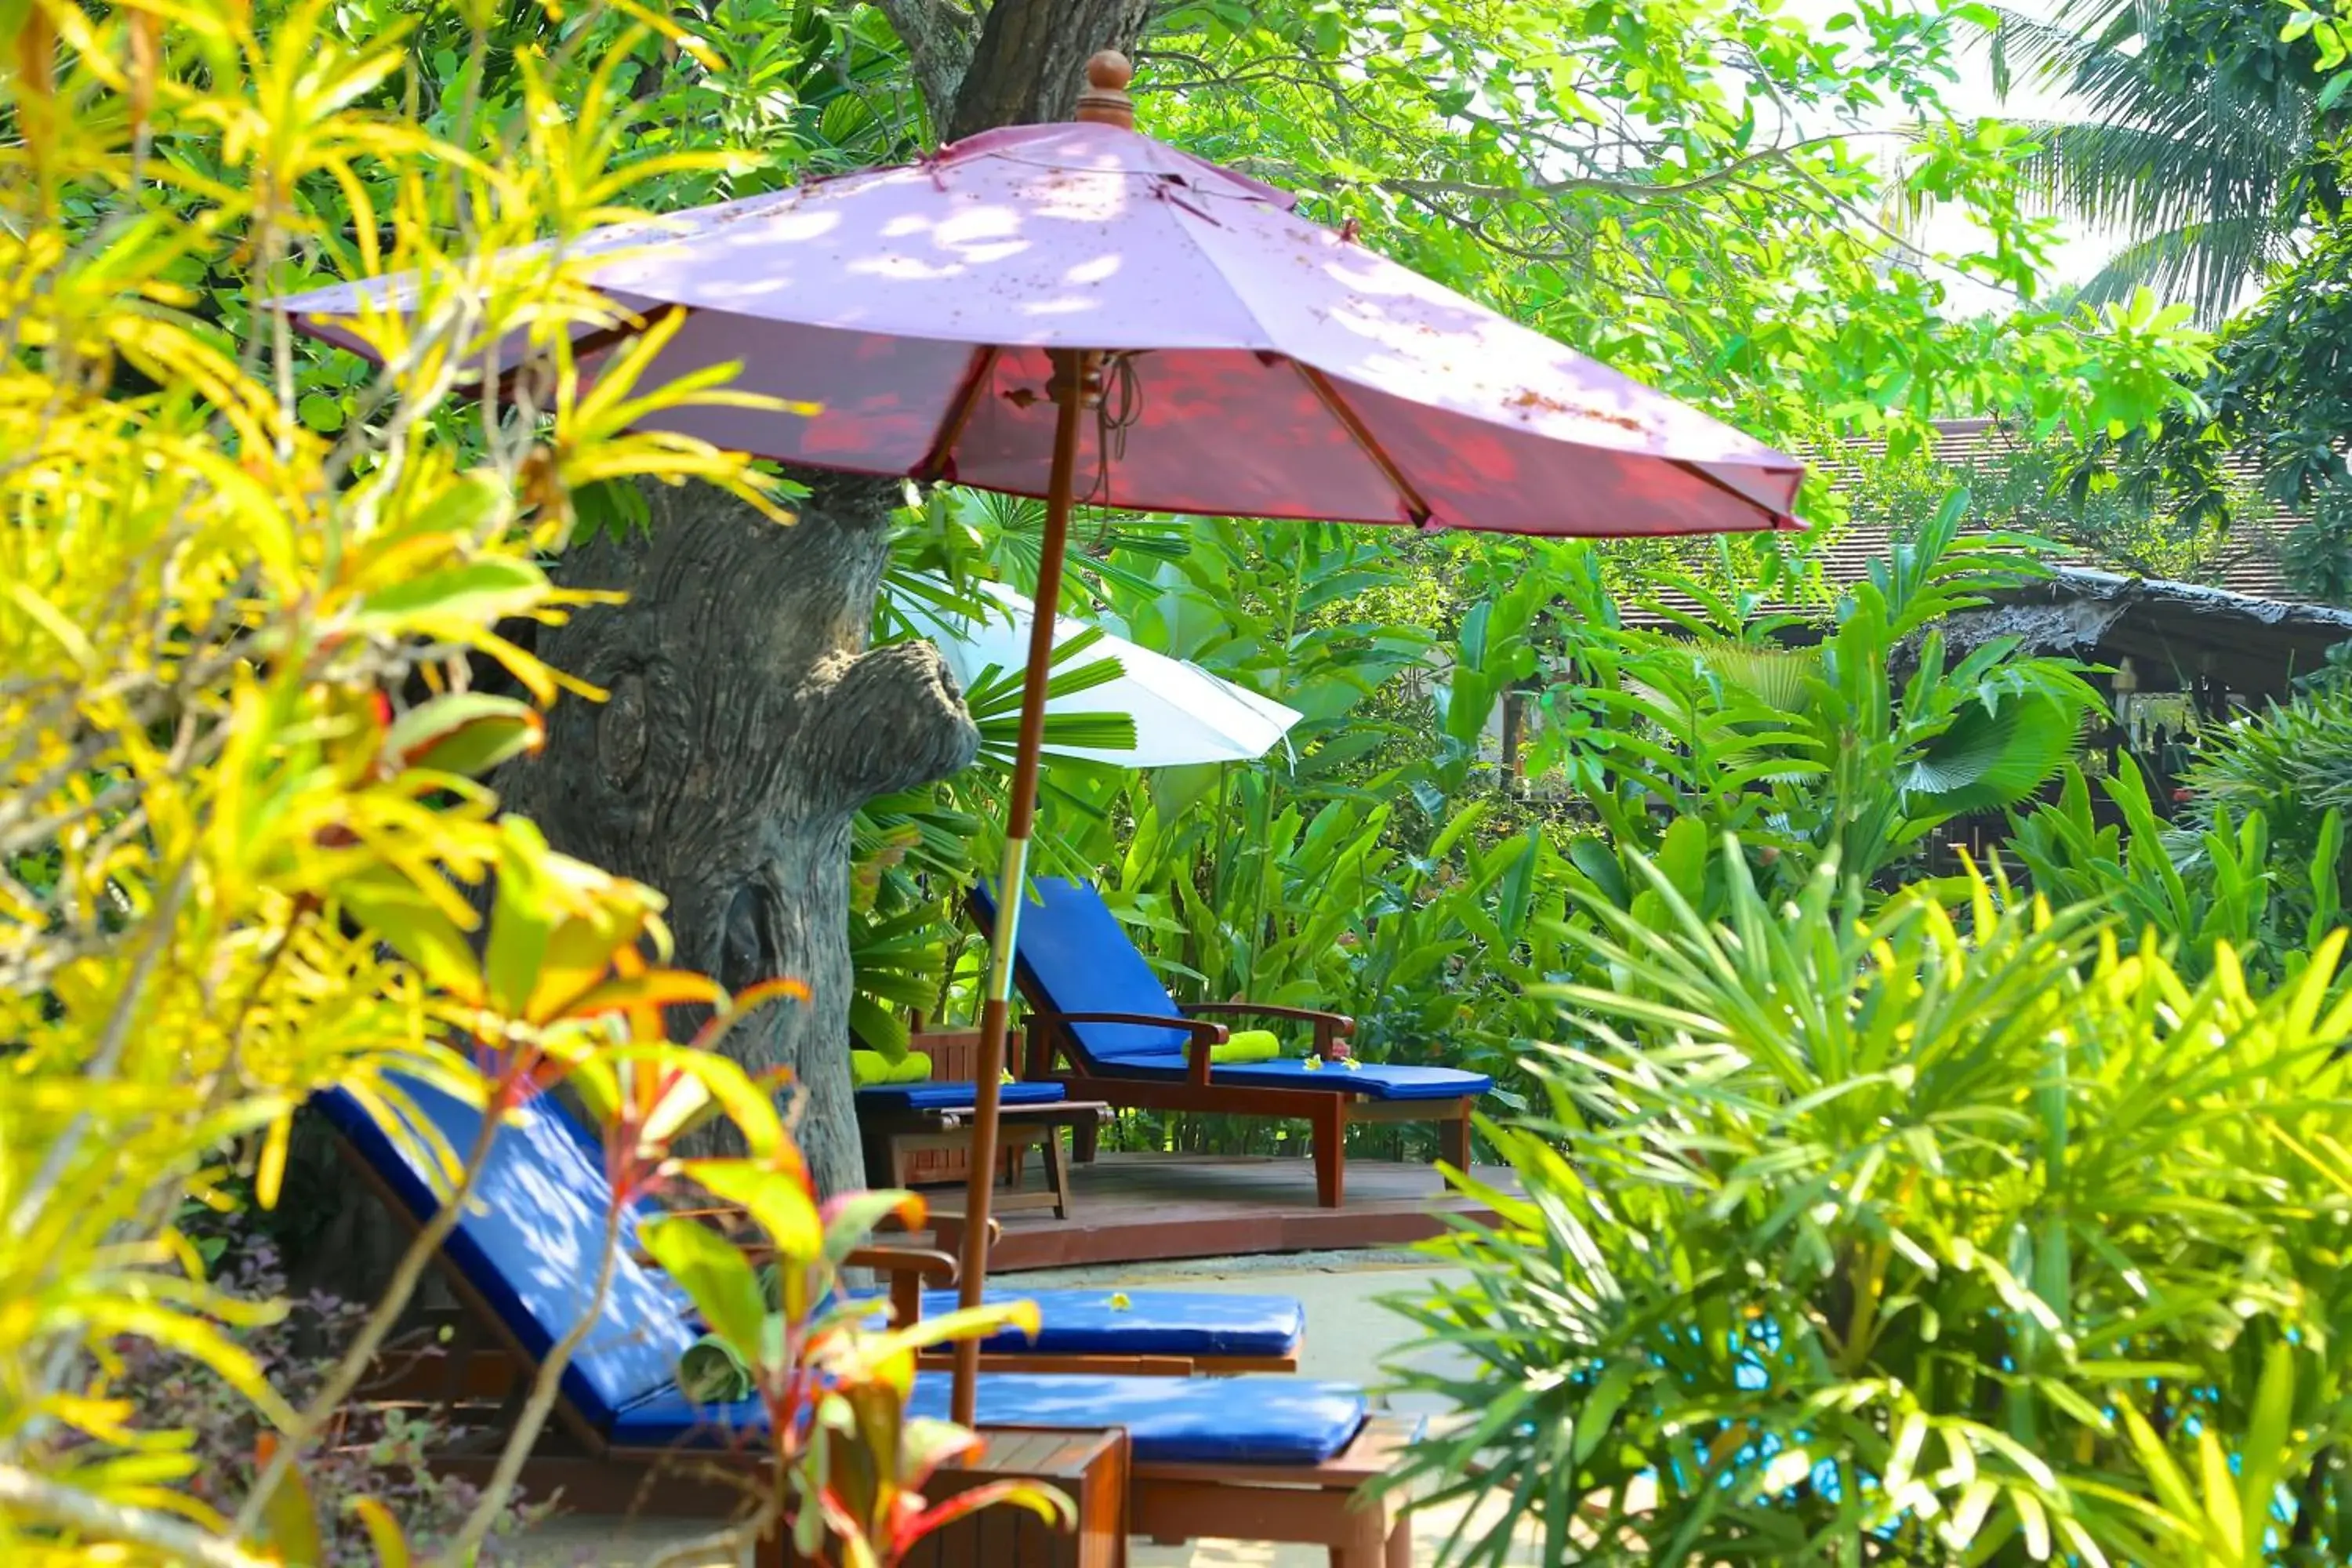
[1075,50,1134,129]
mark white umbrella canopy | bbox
[890,576,1301,768]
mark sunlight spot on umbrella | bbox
[850,256,969,281]
[1022,296,1110,317]
[742,208,839,244]
[1065,254,1123,285]
[934,205,1022,241]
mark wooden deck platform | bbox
[906,1151,1512,1273]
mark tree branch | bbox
[872,0,980,129]
[794,641,980,813]
[1380,136,1857,209]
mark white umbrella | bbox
[891,577,1301,767]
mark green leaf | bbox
[298,390,344,433]
[354,557,548,631]
[347,1497,413,1568]
[822,1189,924,1266]
[252,1446,324,1566]
[686,1160,823,1262]
[384,691,545,777]
[1901,695,2082,815]
[641,1217,768,1357]
[336,872,481,997]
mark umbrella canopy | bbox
[280,119,1800,543]
[278,53,1807,1427]
[891,577,1301,768]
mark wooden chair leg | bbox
[1438,1104,1472,1169]
[1385,1511,1413,1568]
[1313,1098,1347,1208]
[862,1128,896,1191]
[1044,1123,1075,1219]
[1073,1114,1100,1164]
[1329,1499,1389,1568]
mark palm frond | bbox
[2009,118,2302,245]
[1976,3,2120,98]
[1689,639,1821,715]
[2072,214,2301,323]
[1958,0,2314,321]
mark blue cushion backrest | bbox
[971,878,1189,1065]
[314,1076,695,1428]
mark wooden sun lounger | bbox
[1025,1006,1472,1209]
[969,878,1490,1207]
[339,1135,1412,1566]
[466,1414,1421,1567]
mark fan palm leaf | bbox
[1900,692,2083,815]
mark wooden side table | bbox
[889,1028,1031,1185]
[862,1098,1110,1220]
[778,1426,1130,1568]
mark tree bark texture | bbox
[946,0,1156,140]
[505,0,1153,1197]
[495,477,978,1192]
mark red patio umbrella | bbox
[279,53,1806,1425]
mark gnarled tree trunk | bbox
[494,476,978,1190]
[503,0,1154,1196]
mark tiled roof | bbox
[1614,418,2303,625]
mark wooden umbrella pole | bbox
[952,347,1094,1426]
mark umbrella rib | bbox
[1664,456,1802,530]
[486,306,678,402]
[914,343,1002,482]
[1290,360,1434,528]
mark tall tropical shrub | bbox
[1539,495,2098,907]
[1388,843,2352,1566]
[0,3,1049,1561]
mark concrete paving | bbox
[513,1254,1541,1566]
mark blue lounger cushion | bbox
[855,1079,1069,1113]
[970,878,1196,1065]
[608,1372,1369,1465]
[905,1288,1305,1359]
[1110,1054,1490,1102]
[314,1076,699,1428]
[972,878,1489,1101]
[325,1076,1311,1371]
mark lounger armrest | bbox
[1035,1008,1228,1086]
[843,1245,960,1284]
[1180,1001,1356,1057]
[1042,1009,1228,1038]
[844,1244,961,1330]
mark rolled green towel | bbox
[1211,1029,1280,1063]
[851,1049,932,1087]
[677,1334,755,1403]
[676,1261,786,1403]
